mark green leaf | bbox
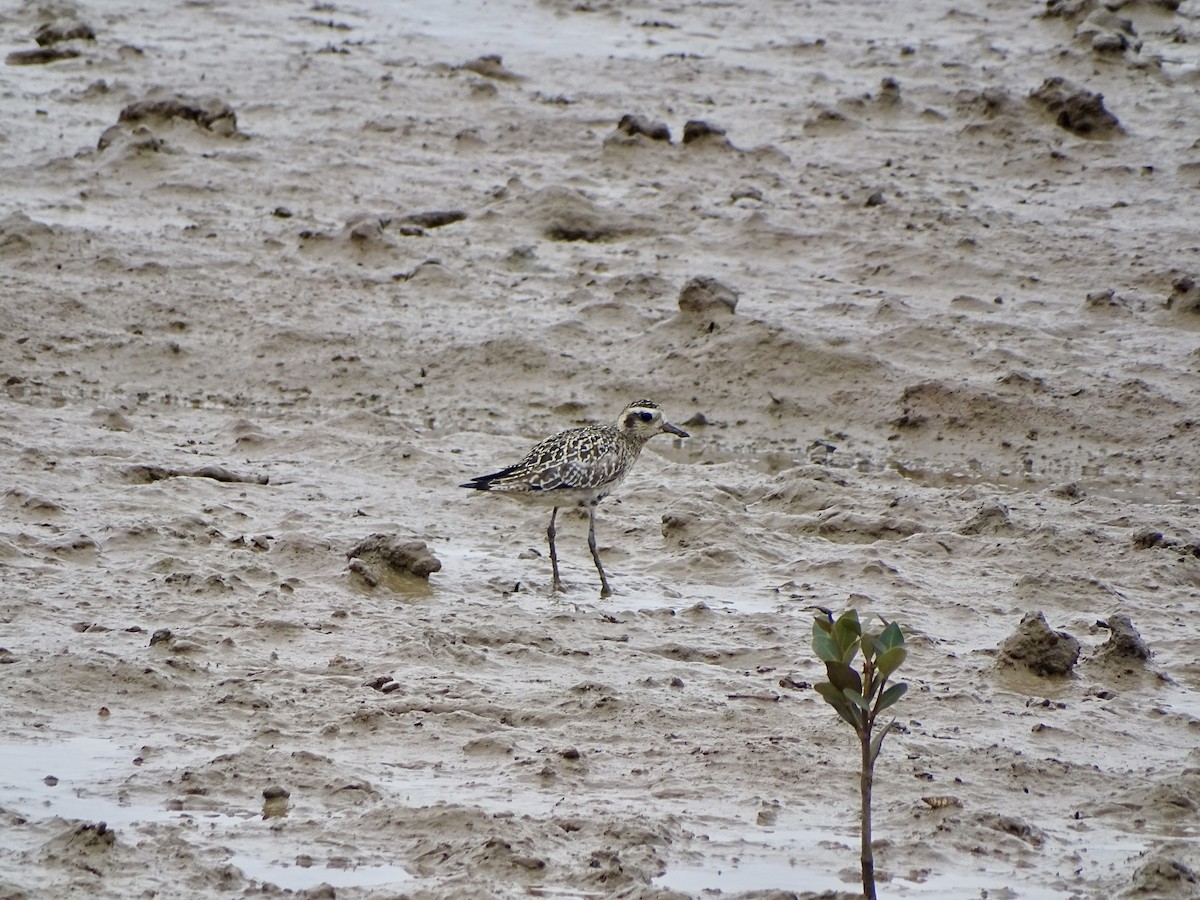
[832,611,861,651]
[861,636,877,663]
[876,682,908,712]
[843,703,865,729]
[869,719,895,764]
[825,660,862,695]
[876,646,907,680]
[835,704,863,729]
[812,622,840,663]
[815,682,862,729]
[865,633,887,658]
[843,686,868,711]
[839,641,861,667]
[877,620,905,651]
[814,681,841,705]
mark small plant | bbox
[811,608,908,900]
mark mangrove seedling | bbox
[811,608,908,900]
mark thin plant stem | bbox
[860,721,876,900]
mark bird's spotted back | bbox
[460,399,688,503]
[494,425,634,493]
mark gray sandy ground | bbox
[2,0,1200,897]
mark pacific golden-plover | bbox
[460,400,689,597]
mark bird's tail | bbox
[460,465,522,491]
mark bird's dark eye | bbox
[638,411,653,422]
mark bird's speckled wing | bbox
[524,427,628,490]
[471,426,632,494]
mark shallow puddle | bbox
[228,855,412,891]
[0,736,146,835]
[658,858,845,895]
[653,812,1184,898]
[655,821,849,894]
[0,737,412,892]
[379,0,716,62]
[656,858,1083,898]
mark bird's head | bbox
[618,400,689,442]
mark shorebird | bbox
[460,400,689,597]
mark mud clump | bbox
[661,511,700,548]
[1166,276,1200,314]
[262,785,290,818]
[458,54,522,81]
[6,47,79,65]
[344,212,391,244]
[1093,614,1152,664]
[981,813,1046,847]
[347,534,442,585]
[1044,0,1182,18]
[955,86,1010,119]
[677,276,739,317]
[119,93,239,135]
[35,22,96,46]
[124,464,268,485]
[876,76,902,107]
[0,212,54,255]
[1128,851,1198,897]
[616,114,671,142]
[48,820,116,856]
[996,611,1080,676]
[533,187,647,243]
[1042,0,1090,19]
[1131,524,1200,555]
[958,502,1015,536]
[400,210,467,230]
[682,119,728,145]
[97,123,163,154]
[1132,527,1169,549]
[1030,77,1121,137]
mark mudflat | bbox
[2,1,1199,897]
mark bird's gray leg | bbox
[587,505,612,598]
[547,507,564,593]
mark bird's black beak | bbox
[662,422,689,438]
